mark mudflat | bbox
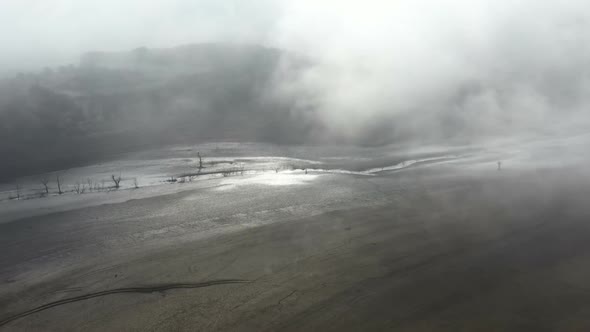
[2,167,590,331]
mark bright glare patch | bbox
[217,171,318,190]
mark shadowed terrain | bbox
[2,163,590,331]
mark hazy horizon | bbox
[2,0,590,178]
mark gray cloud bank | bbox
[0,0,281,73]
[1,0,590,179]
[270,0,590,141]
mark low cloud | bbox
[2,0,589,142]
[270,0,590,141]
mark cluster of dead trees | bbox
[221,163,246,177]
[9,149,312,201]
[10,174,134,201]
[172,152,246,181]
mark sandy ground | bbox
[2,164,590,331]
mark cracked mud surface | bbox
[3,167,590,331]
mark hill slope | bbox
[0,44,315,180]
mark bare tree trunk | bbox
[56,175,63,195]
[40,178,50,194]
[74,181,86,194]
[15,183,21,200]
[197,152,203,171]
[111,174,121,189]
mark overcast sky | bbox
[2,0,589,138]
[0,0,282,74]
[2,0,588,71]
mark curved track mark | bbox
[0,279,250,328]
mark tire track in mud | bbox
[0,279,250,328]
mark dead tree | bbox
[74,181,86,194]
[197,152,203,171]
[56,175,63,195]
[14,183,21,200]
[40,178,50,195]
[111,175,122,189]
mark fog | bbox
[5,3,590,330]
[0,0,281,73]
[269,0,590,141]
[1,0,590,178]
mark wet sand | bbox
[2,166,590,331]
